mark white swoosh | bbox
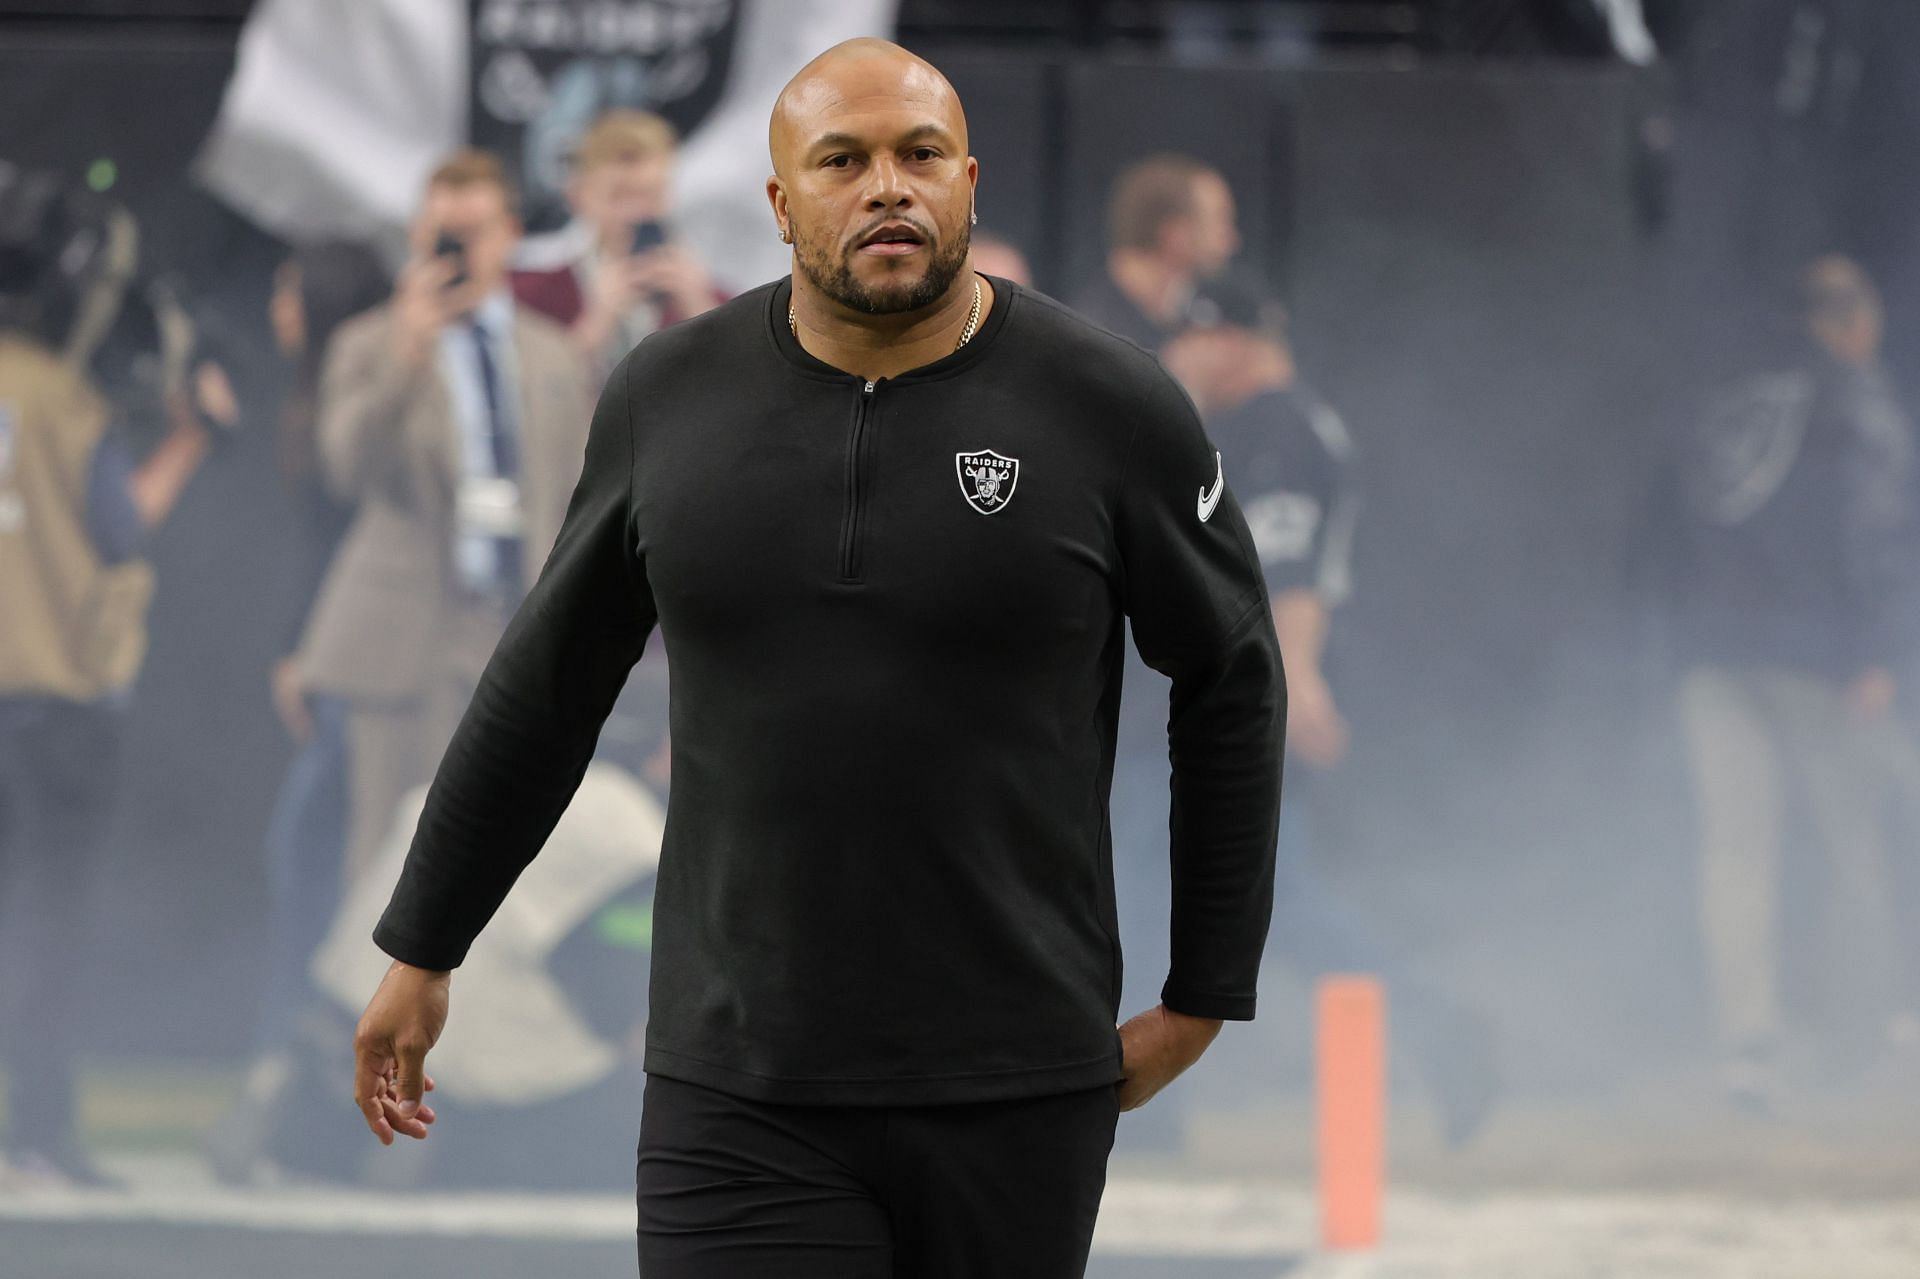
[1196,452,1224,522]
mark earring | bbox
[970,208,978,226]
[779,225,793,243]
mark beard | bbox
[794,218,971,316]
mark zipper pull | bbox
[863,380,876,393]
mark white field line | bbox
[6,1157,1918,1274]
[0,1158,1304,1256]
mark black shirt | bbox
[1119,384,1355,748]
[373,276,1286,1107]
[1676,357,1914,677]
[1210,386,1358,604]
[1069,270,1181,353]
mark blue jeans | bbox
[252,694,350,1054]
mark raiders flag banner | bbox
[196,0,897,291]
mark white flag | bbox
[196,0,898,291]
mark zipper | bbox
[838,380,878,581]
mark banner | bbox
[198,0,897,289]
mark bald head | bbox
[766,39,979,318]
[770,39,967,175]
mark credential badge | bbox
[0,404,15,481]
[956,449,1020,515]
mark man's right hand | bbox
[392,257,464,369]
[352,959,449,1146]
[270,655,311,742]
[574,253,651,354]
[1288,670,1349,770]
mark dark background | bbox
[4,0,1919,1093]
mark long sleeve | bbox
[1838,372,1916,671]
[315,312,434,502]
[373,354,656,970]
[1116,373,1287,1021]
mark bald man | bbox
[348,39,1284,1277]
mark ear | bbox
[766,177,789,237]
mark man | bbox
[295,149,594,887]
[1160,320,1356,781]
[1676,253,1920,1109]
[1071,152,1242,352]
[349,38,1284,1277]
[1150,317,1497,1148]
[512,110,724,371]
[0,171,225,1187]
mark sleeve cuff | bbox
[371,918,468,972]
[1160,980,1257,1021]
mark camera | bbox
[0,163,238,442]
[433,229,469,290]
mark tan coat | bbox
[297,304,593,703]
[0,337,153,701]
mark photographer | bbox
[293,149,592,894]
[512,110,723,371]
[0,167,232,1188]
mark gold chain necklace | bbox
[789,277,983,351]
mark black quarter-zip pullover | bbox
[373,276,1286,1106]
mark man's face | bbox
[1806,260,1884,368]
[414,183,520,307]
[1172,172,1240,279]
[769,58,977,315]
[570,150,674,246]
[1162,326,1292,414]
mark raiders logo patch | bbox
[956,449,1019,515]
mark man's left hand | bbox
[1848,666,1897,722]
[1116,1004,1223,1111]
[631,245,718,319]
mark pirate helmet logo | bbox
[955,449,1019,515]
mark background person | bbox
[206,239,390,1186]
[293,149,593,890]
[512,110,724,372]
[1673,253,1920,1109]
[0,169,231,1188]
[1071,152,1242,351]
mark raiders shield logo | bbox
[955,449,1019,515]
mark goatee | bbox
[795,222,972,316]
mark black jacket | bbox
[373,276,1286,1106]
[1676,355,1915,678]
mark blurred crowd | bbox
[4,10,1920,1197]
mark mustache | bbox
[844,215,937,250]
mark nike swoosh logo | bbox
[1197,452,1224,523]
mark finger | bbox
[380,1089,435,1126]
[360,1096,394,1144]
[399,258,441,292]
[392,1038,431,1117]
[379,1093,433,1140]
[354,1046,396,1144]
[356,1079,395,1146]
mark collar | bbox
[767,273,1018,386]
[465,289,515,340]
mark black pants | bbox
[636,1073,1119,1278]
[0,697,122,1152]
